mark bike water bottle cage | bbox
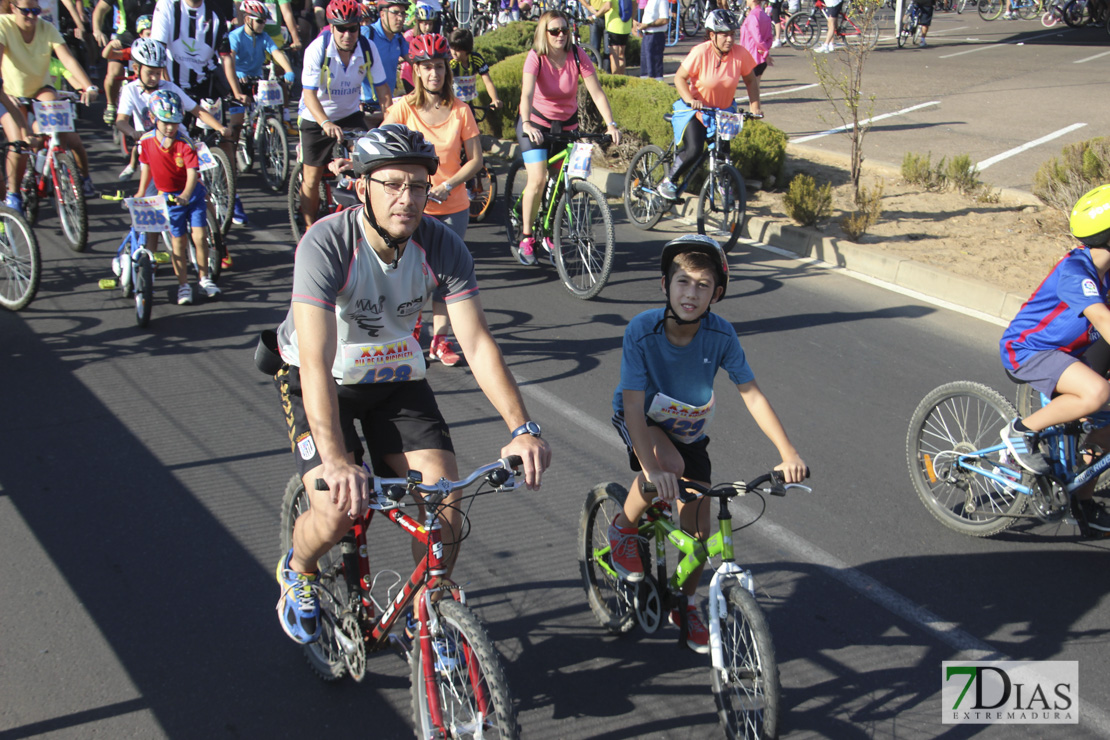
[1070,184,1110,248]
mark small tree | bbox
[809,0,884,205]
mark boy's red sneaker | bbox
[607,516,644,582]
[670,605,710,654]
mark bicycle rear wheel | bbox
[897,13,913,46]
[280,474,351,682]
[259,115,290,193]
[712,582,780,740]
[843,18,879,49]
[287,162,330,244]
[133,251,153,327]
[0,206,40,311]
[785,12,819,48]
[1018,0,1042,18]
[624,144,670,230]
[979,0,1005,19]
[579,482,637,634]
[1062,0,1089,25]
[53,151,88,252]
[697,164,746,254]
[468,166,497,223]
[906,381,1027,537]
[410,598,520,740]
[957,0,969,12]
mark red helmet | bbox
[240,0,268,19]
[326,0,361,25]
[409,33,449,63]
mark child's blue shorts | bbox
[166,183,207,238]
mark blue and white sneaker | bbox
[657,178,678,201]
[275,547,321,644]
[232,195,248,225]
[4,193,22,212]
[1001,419,1050,476]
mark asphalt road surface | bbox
[4,83,1110,738]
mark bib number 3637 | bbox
[125,195,170,233]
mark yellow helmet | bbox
[1070,184,1110,247]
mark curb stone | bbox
[481,137,1029,322]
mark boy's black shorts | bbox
[276,363,454,479]
[611,412,712,484]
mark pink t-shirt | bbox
[739,7,774,66]
[400,28,417,87]
[523,46,595,127]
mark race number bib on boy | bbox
[195,142,219,172]
[256,80,283,107]
[32,100,75,134]
[125,195,170,232]
[453,75,477,102]
[647,392,716,444]
[340,336,427,385]
[198,99,223,130]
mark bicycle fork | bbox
[707,565,755,680]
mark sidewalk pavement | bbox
[483,136,1033,323]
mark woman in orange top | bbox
[384,32,481,367]
[657,9,758,201]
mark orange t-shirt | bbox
[383,96,480,216]
[679,41,756,111]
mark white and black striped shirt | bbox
[151,0,230,91]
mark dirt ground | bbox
[746,148,1074,298]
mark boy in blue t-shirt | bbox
[609,234,807,652]
[999,185,1110,534]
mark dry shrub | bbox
[840,181,884,241]
[783,173,832,226]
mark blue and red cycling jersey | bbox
[1001,247,1109,371]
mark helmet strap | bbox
[658,276,710,328]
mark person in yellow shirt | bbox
[0,0,99,210]
[599,0,632,75]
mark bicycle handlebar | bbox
[315,455,524,507]
[642,468,812,503]
[543,130,612,147]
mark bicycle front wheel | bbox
[468,166,498,223]
[554,178,615,299]
[410,598,520,740]
[1062,0,1089,25]
[624,144,669,230]
[697,164,746,254]
[202,145,236,237]
[503,157,528,260]
[579,482,637,634]
[287,163,330,244]
[897,13,913,46]
[134,251,153,328]
[785,12,819,48]
[957,0,969,12]
[906,381,1027,537]
[844,18,880,49]
[53,151,88,252]
[259,115,290,193]
[280,474,352,681]
[712,582,780,740]
[978,0,1005,19]
[0,206,40,311]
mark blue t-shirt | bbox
[361,20,407,101]
[1001,248,1109,371]
[613,308,755,441]
[229,25,278,80]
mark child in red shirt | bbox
[136,90,219,306]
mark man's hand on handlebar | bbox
[500,434,551,491]
[81,87,99,107]
[327,158,353,177]
[316,460,372,518]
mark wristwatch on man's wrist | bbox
[510,421,542,439]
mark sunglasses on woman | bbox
[547,26,568,36]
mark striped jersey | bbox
[151,0,230,91]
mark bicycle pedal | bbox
[98,278,117,290]
[153,252,171,264]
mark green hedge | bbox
[472,21,538,62]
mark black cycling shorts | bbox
[276,363,454,478]
[298,111,365,168]
[611,412,712,484]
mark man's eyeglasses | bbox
[386,8,405,15]
[15,6,42,16]
[334,24,360,33]
[369,178,431,198]
[547,26,568,36]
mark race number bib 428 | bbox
[340,336,427,385]
[646,392,716,444]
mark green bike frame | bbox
[511,143,574,240]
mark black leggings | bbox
[668,116,706,184]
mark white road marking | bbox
[975,123,1088,171]
[737,82,819,103]
[790,101,940,144]
[940,26,1074,57]
[1075,50,1110,63]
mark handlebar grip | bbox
[314,478,329,491]
[505,455,524,468]
[677,489,698,504]
[641,481,656,494]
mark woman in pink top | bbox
[738,0,772,117]
[515,9,620,266]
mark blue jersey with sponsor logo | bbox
[1001,248,1109,370]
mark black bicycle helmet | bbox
[1070,184,1110,248]
[660,234,729,298]
[351,124,439,177]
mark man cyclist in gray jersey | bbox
[272,124,552,645]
